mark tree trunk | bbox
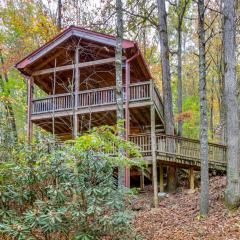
[210,79,214,140]
[177,0,189,137]
[157,0,176,192]
[198,0,209,216]
[219,0,226,144]
[177,21,183,136]
[57,0,62,31]
[142,0,147,59]
[0,50,18,143]
[219,81,226,143]
[115,0,125,187]
[223,0,240,208]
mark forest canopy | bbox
[0,0,232,143]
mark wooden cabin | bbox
[16,26,164,141]
[16,26,227,191]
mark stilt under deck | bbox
[129,133,226,196]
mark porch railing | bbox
[32,93,73,113]
[32,81,159,114]
[129,133,227,166]
[152,85,164,119]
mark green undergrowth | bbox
[0,126,144,240]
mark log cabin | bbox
[16,26,227,191]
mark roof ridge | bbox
[15,25,136,69]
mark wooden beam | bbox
[27,77,33,143]
[130,110,144,131]
[189,167,195,191]
[26,31,73,65]
[125,61,130,140]
[159,163,164,192]
[140,169,145,190]
[109,111,116,125]
[151,105,158,207]
[125,61,130,188]
[73,29,119,47]
[34,76,51,93]
[35,49,65,70]
[51,120,63,133]
[33,63,74,76]
[57,120,69,133]
[73,47,80,138]
[31,101,152,121]
[32,57,126,76]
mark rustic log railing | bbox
[129,133,227,169]
[78,86,116,107]
[32,93,73,113]
[32,81,161,114]
[152,84,164,119]
[27,133,227,170]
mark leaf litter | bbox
[133,176,240,240]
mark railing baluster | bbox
[31,82,160,122]
[127,133,227,168]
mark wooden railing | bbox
[129,134,152,154]
[32,81,156,114]
[128,82,150,101]
[129,133,227,167]
[152,85,164,119]
[32,93,73,114]
[26,133,227,169]
[78,86,115,107]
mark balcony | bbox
[31,81,164,120]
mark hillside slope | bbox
[133,176,240,240]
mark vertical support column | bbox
[140,169,145,190]
[73,46,79,138]
[151,105,158,207]
[159,163,164,192]
[27,77,33,143]
[125,61,130,188]
[123,53,139,188]
[189,167,195,191]
[125,61,130,138]
[52,59,57,137]
[150,79,153,101]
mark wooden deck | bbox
[129,134,227,170]
[30,79,227,171]
[37,133,227,171]
[31,81,164,121]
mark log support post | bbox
[124,60,130,188]
[124,53,139,188]
[159,163,164,192]
[151,104,158,207]
[189,167,195,190]
[140,169,145,190]
[73,46,79,138]
[27,77,33,143]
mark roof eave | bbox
[15,26,135,70]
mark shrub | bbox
[0,126,143,240]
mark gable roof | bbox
[15,25,152,79]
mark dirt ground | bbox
[133,176,240,240]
